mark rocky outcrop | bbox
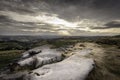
[0,44,95,80]
[17,45,64,69]
[23,49,94,80]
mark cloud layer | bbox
[0,0,120,36]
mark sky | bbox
[0,0,120,36]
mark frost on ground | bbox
[0,43,95,80]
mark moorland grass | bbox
[0,50,24,69]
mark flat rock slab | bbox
[24,49,94,80]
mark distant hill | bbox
[114,35,120,37]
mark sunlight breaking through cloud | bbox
[0,8,120,36]
[35,14,78,28]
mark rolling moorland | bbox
[0,35,120,80]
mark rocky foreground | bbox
[0,43,100,80]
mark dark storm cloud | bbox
[92,0,120,9]
[1,0,120,20]
[44,0,120,19]
[105,21,120,28]
[91,27,110,29]
[0,15,12,22]
[92,20,120,29]
[45,0,120,8]
[0,0,34,14]
[0,0,51,14]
